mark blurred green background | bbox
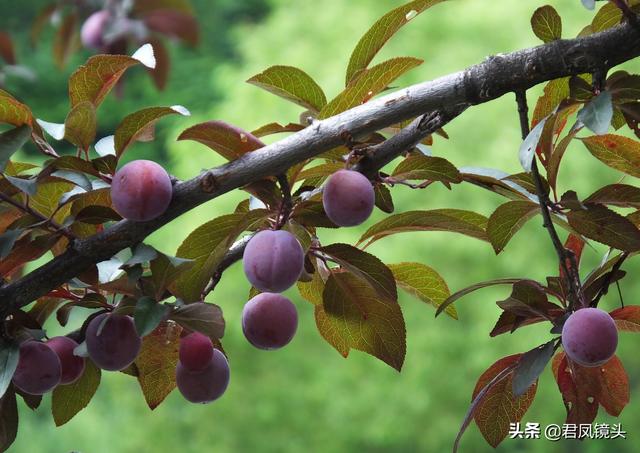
[2,0,640,452]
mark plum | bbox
[111,160,173,222]
[179,332,213,372]
[176,349,230,404]
[46,336,86,385]
[322,169,374,227]
[12,341,61,395]
[562,307,618,367]
[81,10,111,50]
[242,292,298,350]
[242,229,304,292]
[85,313,142,371]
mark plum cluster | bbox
[176,332,229,403]
[561,307,618,367]
[12,336,85,395]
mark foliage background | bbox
[2,0,640,451]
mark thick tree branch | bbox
[1,22,640,311]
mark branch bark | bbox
[2,22,640,311]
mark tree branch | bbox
[1,22,640,311]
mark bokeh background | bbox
[2,0,640,452]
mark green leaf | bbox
[388,262,456,318]
[591,2,622,33]
[134,297,170,337]
[68,47,155,108]
[577,91,613,135]
[51,360,100,426]
[358,209,488,247]
[63,101,96,151]
[318,243,397,302]
[345,0,446,84]
[567,203,640,251]
[177,121,264,161]
[247,66,327,112]
[530,5,562,43]
[0,387,17,452]
[297,260,325,306]
[115,106,190,157]
[512,341,556,397]
[581,134,640,178]
[391,155,461,183]
[0,341,18,399]
[124,243,159,267]
[173,211,268,301]
[0,125,31,172]
[436,278,529,317]
[322,57,422,119]
[296,162,344,182]
[135,322,182,410]
[317,272,406,371]
[487,201,539,254]
[251,122,305,138]
[169,302,225,340]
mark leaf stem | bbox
[0,191,75,240]
[514,90,585,310]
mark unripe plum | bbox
[85,313,142,371]
[243,230,304,292]
[81,10,111,50]
[179,332,213,372]
[242,292,298,350]
[562,307,618,367]
[12,341,61,395]
[176,349,230,404]
[46,336,86,385]
[322,169,374,227]
[111,160,173,222]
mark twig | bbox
[276,174,293,229]
[0,191,75,240]
[611,0,640,31]
[591,252,628,307]
[514,90,585,309]
[200,235,253,299]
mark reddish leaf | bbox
[318,243,397,302]
[610,305,640,332]
[0,32,16,65]
[0,90,35,128]
[68,47,155,108]
[561,234,585,281]
[581,134,640,178]
[30,4,57,47]
[247,66,327,112]
[437,278,529,317]
[169,302,225,340]
[135,322,182,410]
[53,13,78,69]
[567,203,640,251]
[134,0,193,15]
[144,10,199,46]
[585,184,640,208]
[148,39,170,91]
[497,280,561,319]
[115,106,190,157]
[472,354,537,448]
[0,387,17,452]
[531,78,570,127]
[317,272,406,371]
[178,121,264,161]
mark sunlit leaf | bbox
[610,305,640,332]
[247,66,327,112]
[581,134,640,178]
[317,272,406,371]
[530,5,562,43]
[63,101,96,150]
[345,0,446,84]
[487,201,539,254]
[531,78,569,127]
[391,155,461,183]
